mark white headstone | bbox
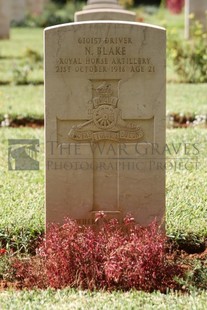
[11,0,26,23]
[0,0,11,39]
[185,0,207,38]
[26,0,44,16]
[75,0,136,22]
[45,20,166,226]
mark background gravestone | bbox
[185,0,207,38]
[11,0,47,24]
[11,0,26,23]
[45,21,166,226]
[0,0,11,39]
[75,0,136,21]
[26,0,45,16]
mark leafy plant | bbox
[12,2,83,28]
[177,259,207,291]
[12,216,182,291]
[166,0,184,14]
[0,228,42,255]
[0,249,14,282]
[12,62,33,85]
[168,18,207,83]
[119,0,134,9]
[24,48,42,63]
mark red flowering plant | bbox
[0,248,16,283]
[166,0,184,14]
[12,215,183,291]
[0,249,7,255]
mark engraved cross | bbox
[57,79,146,220]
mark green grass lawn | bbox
[0,85,44,118]
[0,289,207,310]
[167,83,207,114]
[166,128,207,239]
[0,28,43,58]
[0,128,44,244]
[0,28,43,85]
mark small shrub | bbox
[119,0,134,9]
[12,216,182,291]
[12,62,33,85]
[166,0,184,14]
[0,249,14,282]
[168,19,207,83]
[0,228,42,255]
[24,48,42,63]
[176,259,207,291]
[12,2,83,28]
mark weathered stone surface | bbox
[11,0,26,23]
[85,0,122,10]
[45,21,166,226]
[0,0,11,39]
[185,0,207,38]
[75,0,136,22]
[26,0,45,16]
[75,9,136,22]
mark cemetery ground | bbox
[0,9,207,309]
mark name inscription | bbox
[55,36,156,74]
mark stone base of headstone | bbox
[75,0,136,22]
[0,0,11,39]
[75,8,136,22]
[84,0,122,9]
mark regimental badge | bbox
[68,80,144,142]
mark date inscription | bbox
[55,36,156,74]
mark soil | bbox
[9,118,44,128]
[0,280,22,291]
[1,113,206,129]
[171,113,196,128]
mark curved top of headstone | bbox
[83,0,122,10]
